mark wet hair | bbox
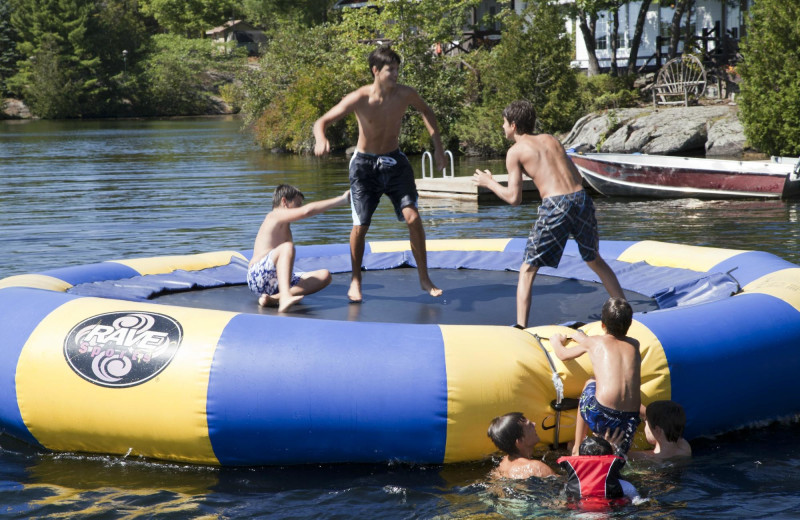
[646,400,686,442]
[272,184,304,209]
[368,45,401,76]
[579,435,614,456]
[601,297,633,337]
[487,412,525,455]
[502,100,537,135]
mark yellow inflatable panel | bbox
[110,251,247,276]
[16,298,236,465]
[441,325,554,462]
[0,274,72,292]
[618,240,746,272]
[743,268,800,312]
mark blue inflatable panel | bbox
[0,288,79,446]
[428,251,520,271]
[41,262,139,286]
[68,258,250,301]
[296,243,353,259]
[711,250,797,287]
[207,314,448,465]
[295,254,353,274]
[638,293,800,438]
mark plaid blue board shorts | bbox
[579,381,641,454]
[523,190,600,267]
[246,250,303,296]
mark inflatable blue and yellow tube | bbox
[1,239,799,466]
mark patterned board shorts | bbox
[246,250,303,296]
[579,381,641,454]
[523,190,600,268]
[349,149,417,226]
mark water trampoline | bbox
[1,238,799,466]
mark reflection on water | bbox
[2,118,800,518]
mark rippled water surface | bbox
[2,117,800,519]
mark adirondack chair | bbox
[652,55,707,109]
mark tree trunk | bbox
[626,0,652,75]
[577,9,601,76]
[668,0,691,59]
[610,4,620,76]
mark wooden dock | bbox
[415,174,539,202]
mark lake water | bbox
[1,117,800,518]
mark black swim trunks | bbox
[348,149,417,226]
[523,190,599,267]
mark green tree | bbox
[139,0,238,37]
[456,0,579,154]
[0,0,20,96]
[241,0,478,154]
[738,0,800,156]
[8,0,103,118]
[140,34,246,116]
[240,0,337,30]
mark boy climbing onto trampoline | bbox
[247,184,350,313]
[629,400,692,460]
[472,100,624,328]
[487,412,557,479]
[550,297,643,456]
[313,45,444,303]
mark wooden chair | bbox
[652,55,707,109]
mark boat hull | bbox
[570,153,800,199]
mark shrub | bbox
[737,0,800,156]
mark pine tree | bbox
[0,0,20,95]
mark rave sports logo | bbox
[64,312,183,388]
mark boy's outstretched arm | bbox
[472,147,524,206]
[277,191,350,223]
[550,332,589,361]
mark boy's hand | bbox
[341,190,351,204]
[602,428,625,455]
[314,137,330,157]
[472,169,493,187]
[550,333,568,346]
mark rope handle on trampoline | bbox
[421,150,454,179]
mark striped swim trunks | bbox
[523,190,599,268]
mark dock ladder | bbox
[421,150,454,178]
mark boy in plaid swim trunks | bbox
[247,184,350,313]
[472,100,625,327]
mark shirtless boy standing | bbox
[313,45,444,303]
[550,297,643,455]
[247,184,350,313]
[487,412,557,479]
[472,100,624,328]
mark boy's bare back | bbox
[581,332,641,413]
[507,134,584,200]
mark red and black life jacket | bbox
[557,454,626,500]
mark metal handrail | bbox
[421,150,454,179]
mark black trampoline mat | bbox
[152,269,657,326]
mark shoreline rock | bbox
[563,104,756,157]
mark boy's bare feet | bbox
[278,294,304,313]
[347,279,362,303]
[258,294,279,307]
[421,279,443,297]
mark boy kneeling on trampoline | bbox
[247,184,350,312]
